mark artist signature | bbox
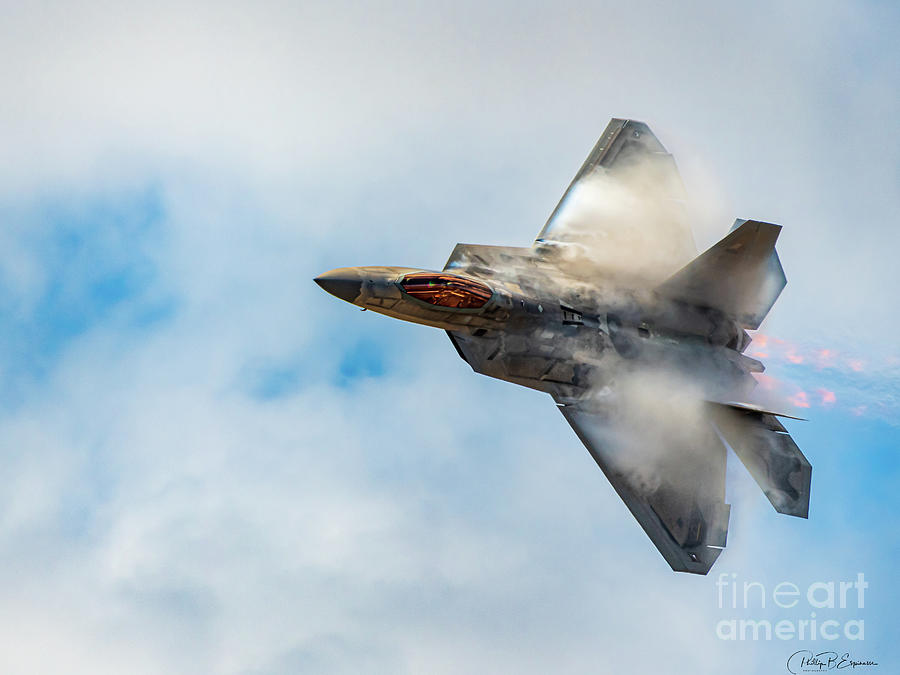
[787,650,878,673]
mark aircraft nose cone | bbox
[314,268,363,303]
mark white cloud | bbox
[0,1,896,672]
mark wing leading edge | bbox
[534,118,696,283]
[536,119,685,241]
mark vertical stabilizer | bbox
[656,220,787,329]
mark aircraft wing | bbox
[535,118,696,282]
[557,398,731,575]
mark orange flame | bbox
[815,349,837,368]
[816,388,837,405]
[788,390,811,408]
[753,373,778,391]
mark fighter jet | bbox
[315,118,811,575]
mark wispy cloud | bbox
[0,1,897,673]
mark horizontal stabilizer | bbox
[657,219,786,329]
[710,404,811,518]
[712,400,807,421]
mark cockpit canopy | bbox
[400,273,492,309]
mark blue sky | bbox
[0,1,897,673]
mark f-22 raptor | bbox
[316,118,811,574]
